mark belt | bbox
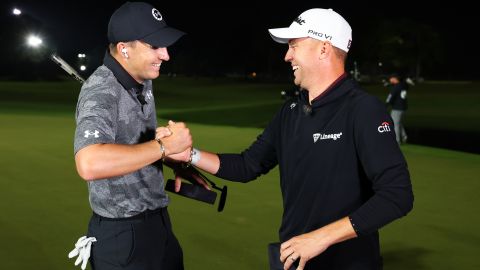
[92,207,165,222]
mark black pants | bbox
[268,243,297,270]
[87,208,183,270]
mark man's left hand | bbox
[279,231,329,270]
[279,217,357,270]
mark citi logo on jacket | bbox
[377,122,392,133]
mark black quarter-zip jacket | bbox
[386,81,408,111]
[216,76,413,267]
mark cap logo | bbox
[307,30,332,41]
[294,17,305,25]
[152,8,162,21]
[347,40,352,49]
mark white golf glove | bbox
[68,236,97,270]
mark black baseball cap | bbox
[107,2,185,47]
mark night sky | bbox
[1,0,477,80]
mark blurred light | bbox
[251,72,257,78]
[80,65,86,71]
[378,62,383,67]
[26,35,43,47]
[78,53,86,58]
[13,8,22,15]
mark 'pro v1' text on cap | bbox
[108,2,185,47]
[268,8,352,52]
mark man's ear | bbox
[318,40,331,60]
[116,42,128,58]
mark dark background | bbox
[0,0,477,81]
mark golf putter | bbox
[165,171,227,212]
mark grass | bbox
[1,78,479,131]
[381,146,480,269]
[0,78,479,269]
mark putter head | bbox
[165,179,217,204]
[165,175,228,212]
[164,162,228,212]
[216,185,227,212]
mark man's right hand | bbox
[160,120,192,157]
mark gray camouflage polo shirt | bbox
[74,52,168,218]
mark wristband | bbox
[183,147,200,168]
[191,148,201,165]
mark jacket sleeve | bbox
[349,96,414,235]
[385,91,392,104]
[214,109,281,182]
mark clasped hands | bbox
[156,120,209,191]
[155,120,192,162]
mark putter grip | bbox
[165,179,217,204]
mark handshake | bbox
[155,120,193,163]
[155,121,228,212]
[154,120,209,194]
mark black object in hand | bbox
[165,171,228,212]
[165,179,217,204]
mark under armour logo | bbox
[290,103,297,109]
[146,90,153,100]
[84,130,99,138]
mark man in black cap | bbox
[70,2,207,270]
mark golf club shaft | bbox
[50,54,85,83]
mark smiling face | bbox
[284,37,324,90]
[119,40,170,83]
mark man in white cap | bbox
[169,8,413,270]
[71,2,208,270]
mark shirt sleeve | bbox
[74,84,118,154]
[385,93,392,104]
[215,108,280,182]
[349,95,414,235]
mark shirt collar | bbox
[311,72,348,103]
[103,51,143,92]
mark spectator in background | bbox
[386,73,409,143]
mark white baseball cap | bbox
[268,8,352,52]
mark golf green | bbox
[0,79,479,269]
